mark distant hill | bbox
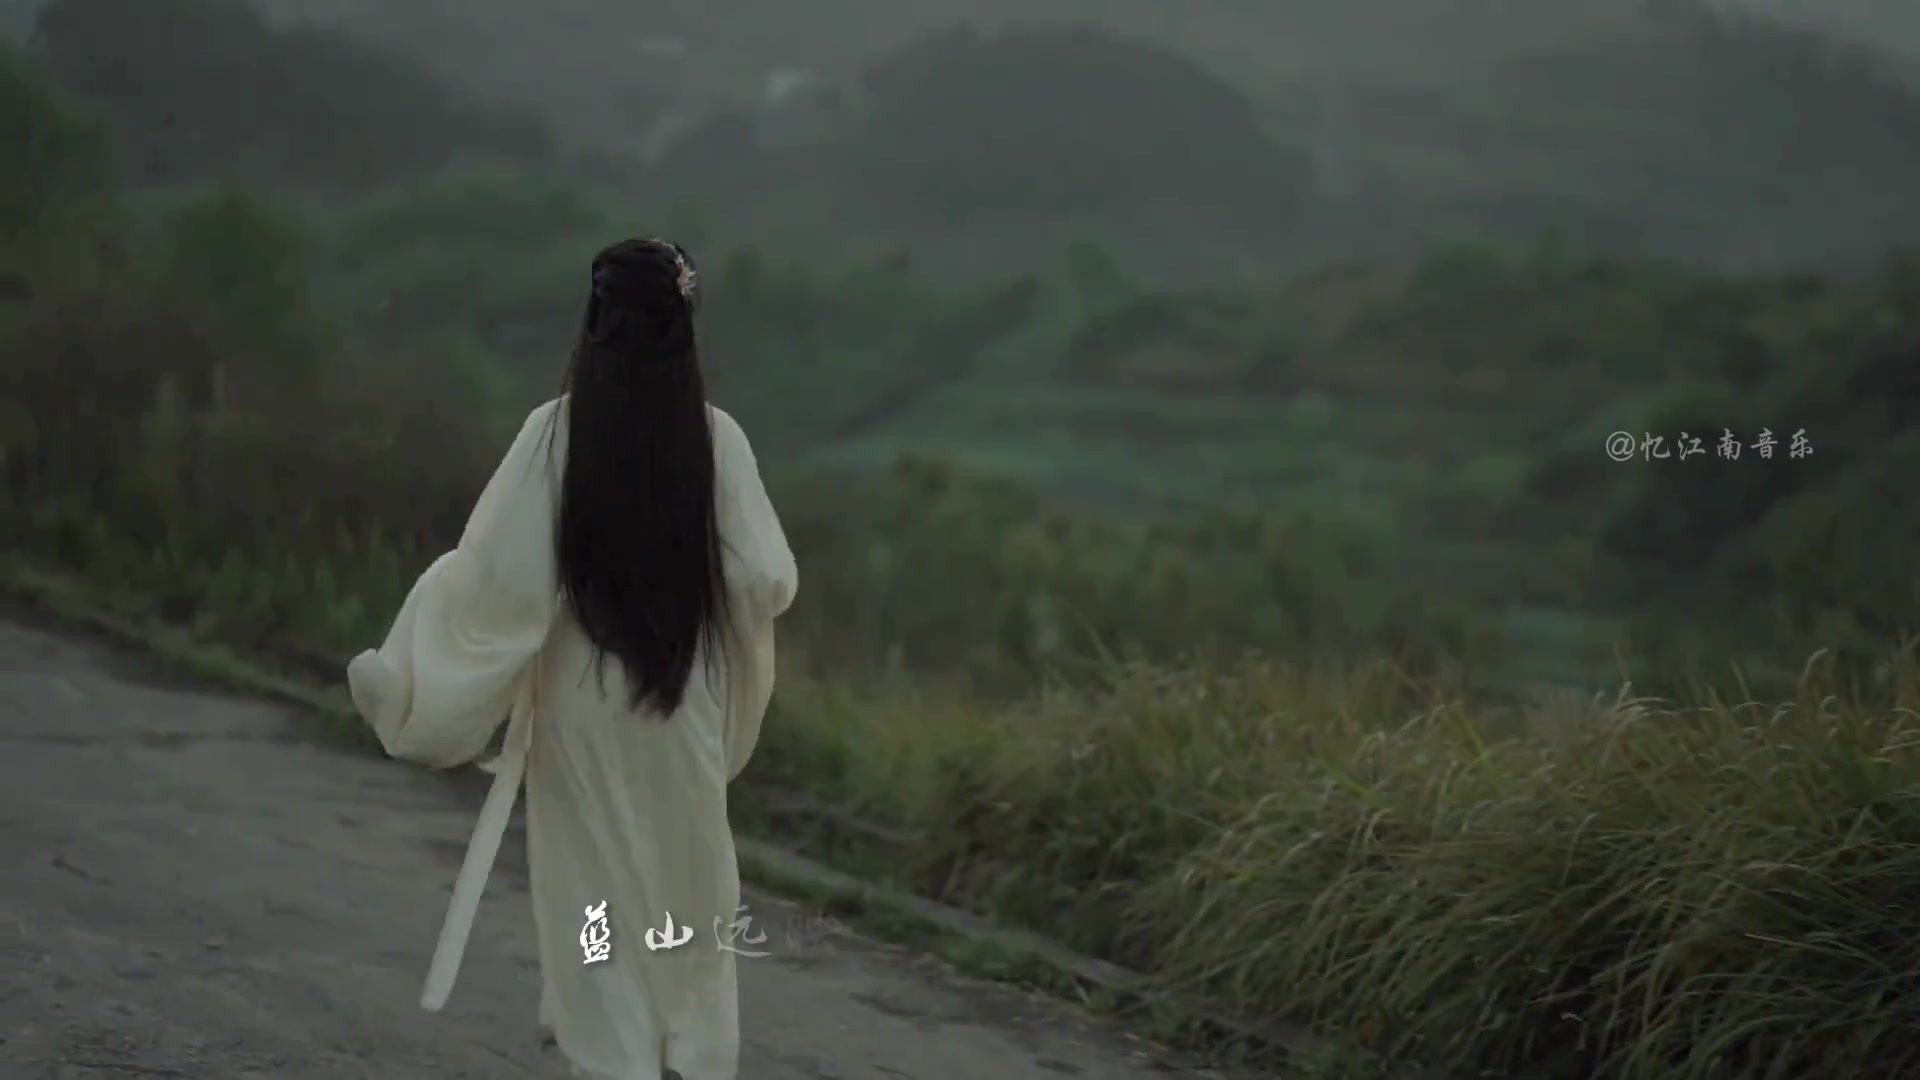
[231,1,1917,111]
[18,0,1920,276]
[648,6,1920,276]
[239,0,1920,275]
[1294,5,1920,271]
[24,0,555,188]
[639,21,1316,281]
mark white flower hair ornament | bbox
[649,237,700,310]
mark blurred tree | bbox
[30,0,555,189]
[833,21,1312,239]
[159,185,331,374]
[1,42,114,256]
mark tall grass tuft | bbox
[759,656,1920,1078]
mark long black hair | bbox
[550,237,729,716]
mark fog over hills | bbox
[14,0,1919,276]
[236,0,1918,116]
[232,0,1920,273]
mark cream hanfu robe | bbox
[346,396,797,1080]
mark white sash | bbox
[420,671,537,1012]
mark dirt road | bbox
[0,618,1189,1079]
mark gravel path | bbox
[0,618,1189,1079]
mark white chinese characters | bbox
[580,901,612,965]
[1606,428,1810,462]
[607,905,842,960]
[644,910,694,952]
[714,906,771,958]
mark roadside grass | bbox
[11,538,1920,1078]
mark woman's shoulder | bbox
[706,404,753,452]
[706,405,768,480]
[497,397,564,440]
[504,398,567,474]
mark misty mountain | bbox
[16,0,1920,277]
[234,0,1920,273]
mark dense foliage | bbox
[28,0,555,188]
[831,21,1312,235]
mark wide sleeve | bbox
[714,409,797,624]
[347,402,562,769]
[712,409,797,780]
